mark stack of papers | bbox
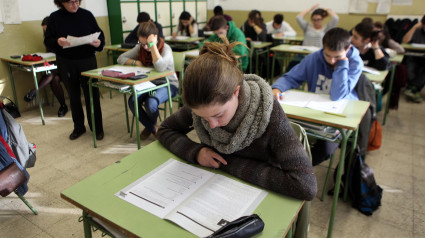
[97,81,156,92]
[279,90,348,114]
[105,66,152,75]
[33,52,56,59]
[363,66,381,75]
[64,32,101,49]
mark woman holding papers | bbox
[117,22,178,140]
[157,39,317,201]
[44,0,105,140]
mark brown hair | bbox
[311,8,328,19]
[210,16,228,31]
[54,0,81,9]
[182,39,245,108]
[137,21,159,38]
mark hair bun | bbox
[200,37,245,67]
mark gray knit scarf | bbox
[192,74,274,154]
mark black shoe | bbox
[58,105,68,117]
[69,128,86,140]
[96,131,104,140]
[24,90,36,102]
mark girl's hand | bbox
[197,147,227,168]
[147,34,158,45]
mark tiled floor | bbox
[1,89,424,237]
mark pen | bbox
[324,111,346,118]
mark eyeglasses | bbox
[138,41,149,48]
[65,0,79,5]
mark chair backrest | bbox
[290,121,312,162]
[172,52,186,94]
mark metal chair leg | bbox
[15,191,38,215]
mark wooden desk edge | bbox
[81,71,174,86]
[1,57,57,66]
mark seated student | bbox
[172,11,198,38]
[204,5,232,31]
[272,28,363,165]
[157,40,317,201]
[402,15,425,103]
[117,22,178,140]
[297,4,339,48]
[241,10,267,42]
[351,21,391,71]
[125,12,164,44]
[24,16,68,117]
[266,13,297,38]
[374,21,405,55]
[203,16,249,72]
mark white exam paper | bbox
[63,32,101,49]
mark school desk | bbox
[61,141,305,238]
[270,44,319,83]
[0,56,58,125]
[81,65,174,149]
[281,92,370,238]
[272,35,304,45]
[104,44,130,65]
[401,43,425,53]
[164,36,205,51]
[250,42,273,79]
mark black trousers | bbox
[56,56,103,134]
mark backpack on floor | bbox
[330,146,383,216]
[348,146,383,215]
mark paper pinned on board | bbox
[63,32,101,49]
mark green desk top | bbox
[365,70,389,84]
[401,43,425,52]
[81,65,174,86]
[391,54,404,63]
[164,36,204,43]
[104,44,131,52]
[252,41,273,49]
[270,44,319,55]
[273,35,304,42]
[0,56,56,66]
[61,141,303,238]
[281,93,370,131]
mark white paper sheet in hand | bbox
[64,32,101,49]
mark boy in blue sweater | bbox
[272,27,363,165]
[272,27,363,101]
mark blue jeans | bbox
[128,85,178,133]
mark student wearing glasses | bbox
[297,4,339,48]
[44,0,105,140]
[117,22,178,140]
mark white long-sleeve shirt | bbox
[266,20,297,37]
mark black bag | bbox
[207,214,264,238]
[0,97,20,119]
[329,146,383,216]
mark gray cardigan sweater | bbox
[157,82,317,201]
[117,43,179,88]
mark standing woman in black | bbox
[44,0,105,140]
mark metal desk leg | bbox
[82,211,93,238]
[8,64,19,110]
[89,78,97,148]
[132,87,141,149]
[124,94,130,133]
[32,66,45,125]
[271,54,277,85]
[383,64,396,125]
[166,78,173,117]
[327,129,353,238]
[343,128,359,201]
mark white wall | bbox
[208,0,350,13]
[0,0,108,22]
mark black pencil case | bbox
[207,214,264,238]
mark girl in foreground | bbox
[157,40,317,201]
